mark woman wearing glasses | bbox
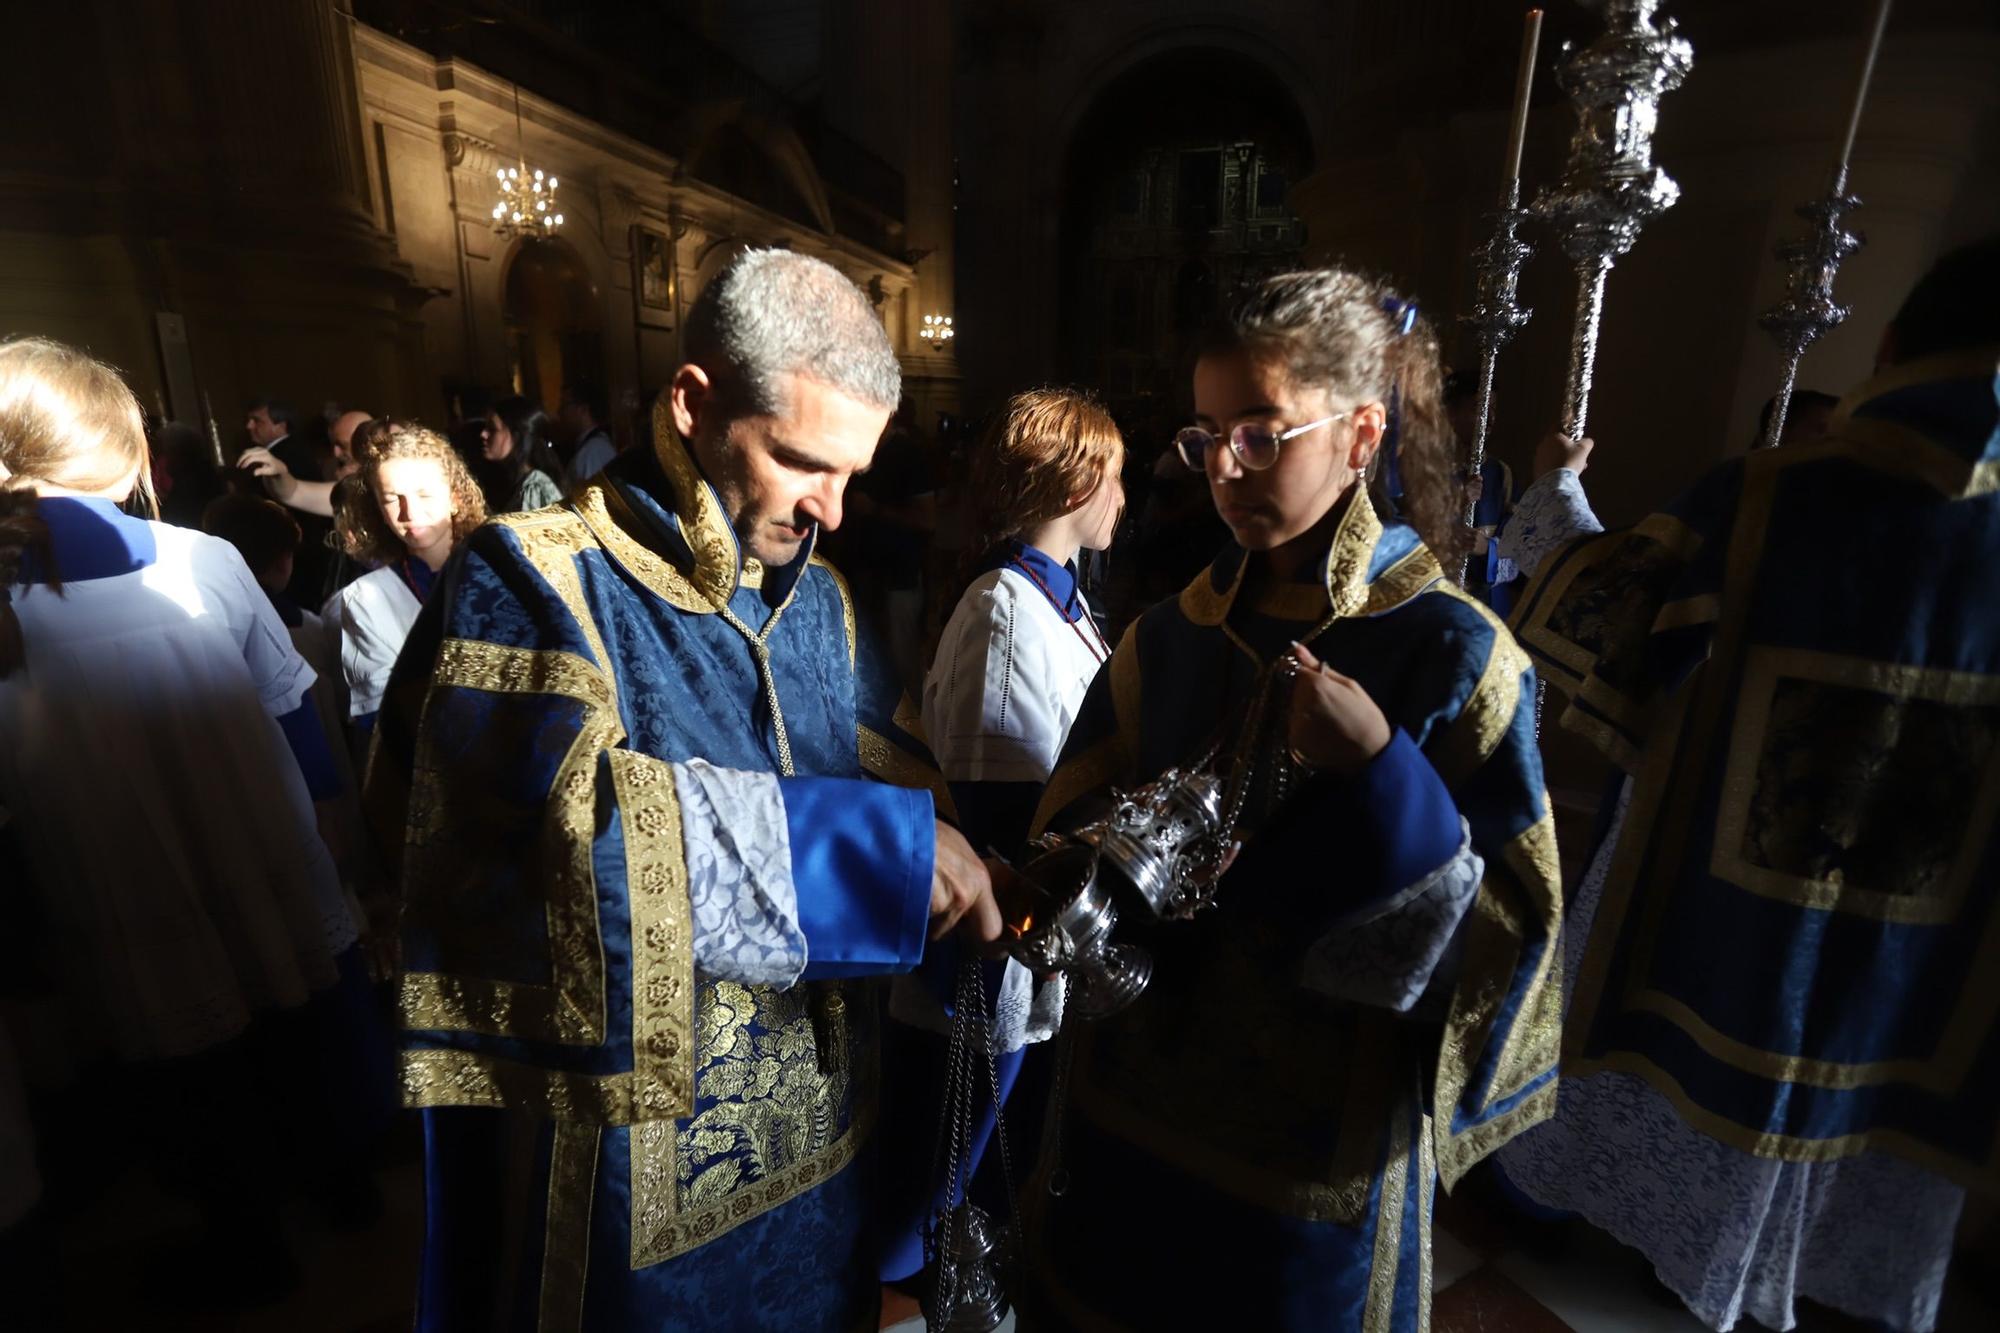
[1021,269,1560,1331]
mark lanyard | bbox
[1010,558,1109,663]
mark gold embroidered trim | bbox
[401,1048,645,1122]
[574,481,711,614]
[1507,509,1699,708]
[492,508,620,686]
[1711,646,2000,925]
[431,638,613,711]
[1362,1106,1411,1333]
[1177,553,1248,627]
[1429,818,1566,1188]
[812,554,859,667]
[629,981,874,1268]
[1030,735,1123,839]
[1825,346,2000,499]
[1481,814,1565,1108]
[538,1122,599,1333]
[1436,1081,1558,1190]
[859,724,957,822]
[398,662,622,1046]
[1425,588,1530,785]
[891,690,929,747]
[1563,1049,1998,1190]
[1109,623,1142,749]
[606,751,698,1121]
[1653,593,1721,633]
[651,397,741,607]
[1324,490,1384,619]
[1362,544,1445,616]
[1416,1111,1436,1333]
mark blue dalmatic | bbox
[368,406,955,1332]
[1022,493,1562,1332]
[1509,348,2000,1191]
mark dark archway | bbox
[502,235,605,415]
[1058,46,1315,430]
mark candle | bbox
[203,390,224,466]
[1834,0,1894,185]
[1503,9,1545,191]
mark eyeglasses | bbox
[1173,414,1349,472]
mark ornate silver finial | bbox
[1756,194,1864,447]
[1755,0,1893,448]
[1457,8,1544,585]
[1534,0,1693,437]
[1459,200,1536,585]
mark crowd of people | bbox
[0,233,1994,1333]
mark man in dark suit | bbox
[244,395,330,602]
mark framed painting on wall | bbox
[633,223,676,328]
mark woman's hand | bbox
[1533,430,1594,479]
[237,446,299,503]
[1285,641,1392,778]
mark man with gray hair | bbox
[368,248,998,1330]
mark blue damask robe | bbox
[1506,349,2000,1196]
[368,411,955,1332]
[1021,493,1562,1332]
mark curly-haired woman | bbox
[328,421,485,728]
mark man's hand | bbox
[238,446,300,503]
[930,820,1001,944]
[1534,430,1594,479]
[1286,641,1393,778]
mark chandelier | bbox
[920,313,955,345]
[492,83,564,240]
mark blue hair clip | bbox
[1376,295,1416,502]
[1380,294,1419,337]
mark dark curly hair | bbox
[1202,268,1473,571]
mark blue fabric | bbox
[1511,359,2000,1182]
[1034,1101,1430,1332]
[18,496,155,582]
[398,555,438,603]
[1351,728,1462,897]
[983,539,1086,623]
[373,434,950,1331]
[780,775,933,979]
[876,1008,1028,1284]
[1027,495,1557,1328]
[277,691,342,800]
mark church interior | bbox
[2,0,1998,1330]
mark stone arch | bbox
[672,99,836,234]
[499,234,607,413]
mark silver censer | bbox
[1007,659,1305,1019]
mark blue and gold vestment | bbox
[368,409,953,1332]
[1022,493,1562,1332]
[1508,348,2000,1190]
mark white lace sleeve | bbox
[672,758,808,987]
[1498,468,1604,579]
[889,960,1066,1054]
[1300,820,1484,1013]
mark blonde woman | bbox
[0,336,371,1292]
[328,421,485,729]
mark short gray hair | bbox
[683,248,901,415]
